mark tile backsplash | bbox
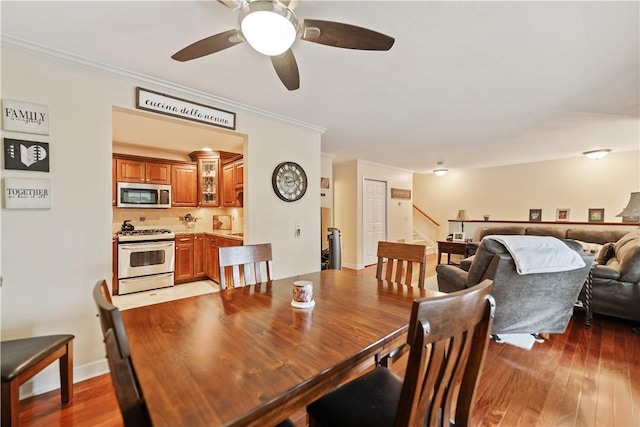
[113,207,243,234]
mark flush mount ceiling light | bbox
[433,161,448,176]
[582,149,611,160]
[239,1,299,56]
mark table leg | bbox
[585,268,593,327]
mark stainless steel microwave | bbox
[117,182,171,208]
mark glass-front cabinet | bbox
[190,151,220,207]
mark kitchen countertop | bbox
[175,230,244,241]
[114,230,244,241]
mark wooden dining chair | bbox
[218,243,273,290]
[307,279,495,427]
[376,241,427,288]
[92,280,151,427]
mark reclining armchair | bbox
[437,238,594,335]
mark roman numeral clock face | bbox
[272,162,308,202]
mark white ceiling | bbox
[2,1,638,173]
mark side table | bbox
[437,241,469,265]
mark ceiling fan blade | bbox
[217,0,239,9]
[271,49,300,91]
[172,29,244,62]
[301,19,394,51]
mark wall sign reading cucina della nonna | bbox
[135,87,236,130]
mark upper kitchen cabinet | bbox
[172,164,198,207]
[190,151,220,207]
[222,159,244,207]
[116,158,171,185]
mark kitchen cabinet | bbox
[112,238,119,295]
[116,158,171,185]
[222,160,243,207]
[112,158,117,206]
[172,164,197,207]
[194,234,205,277]
[175,234,195,282]
[175,234,207,284]
[190,152,220,207]
[205,234,242,284]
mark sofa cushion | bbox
[525,227,567,239]
[613,231,640,283]
[595,242,615,264]
[566,229,628,245]
[478,226,524,241]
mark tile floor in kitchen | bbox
[111,280,220,310]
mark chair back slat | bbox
[394,279,495,427]
[376,241,427,288]
[219,243,273,290]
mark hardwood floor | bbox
[16,258,639,426]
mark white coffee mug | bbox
[292,280,313,303]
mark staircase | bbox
[412,227,437,255]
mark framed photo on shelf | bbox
[529,209,542,222]
[556,208,570,222]
[588,208,604,223]
[452,232,466,242]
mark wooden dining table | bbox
[121,269,442,426]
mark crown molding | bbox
[1,35,326,135]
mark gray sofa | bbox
[463,227,639,323]
[437,238,594,334]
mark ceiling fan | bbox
[171,0,395,91]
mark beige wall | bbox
[334,160,414,269]
[413,150,640,242]
[1,47,321,397]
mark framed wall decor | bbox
[588,208,604,223]
[320,177,330,189]
[452,232,466,242]
[4,138,50,172]
[390,188,411,199]
[529,209,542,222]
[556,208,570,222]
[2,100,49,135]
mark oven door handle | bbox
[119,242,175,250]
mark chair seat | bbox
[1,335,74,382]
[307,367,403,427]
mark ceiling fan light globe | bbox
[240,2,298,56]
[434,168,448,176]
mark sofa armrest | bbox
[591,265,621,280]
[435,264,469,293]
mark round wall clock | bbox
[272,161,308,202]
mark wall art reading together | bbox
[4,178,51,209]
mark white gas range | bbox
[116,229,176,295]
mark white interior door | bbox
[363,179,387,266]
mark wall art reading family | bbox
[4,178,51,209]
[2,99,49,135]
[4,138,50,172]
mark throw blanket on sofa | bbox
[484,235,585,275]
